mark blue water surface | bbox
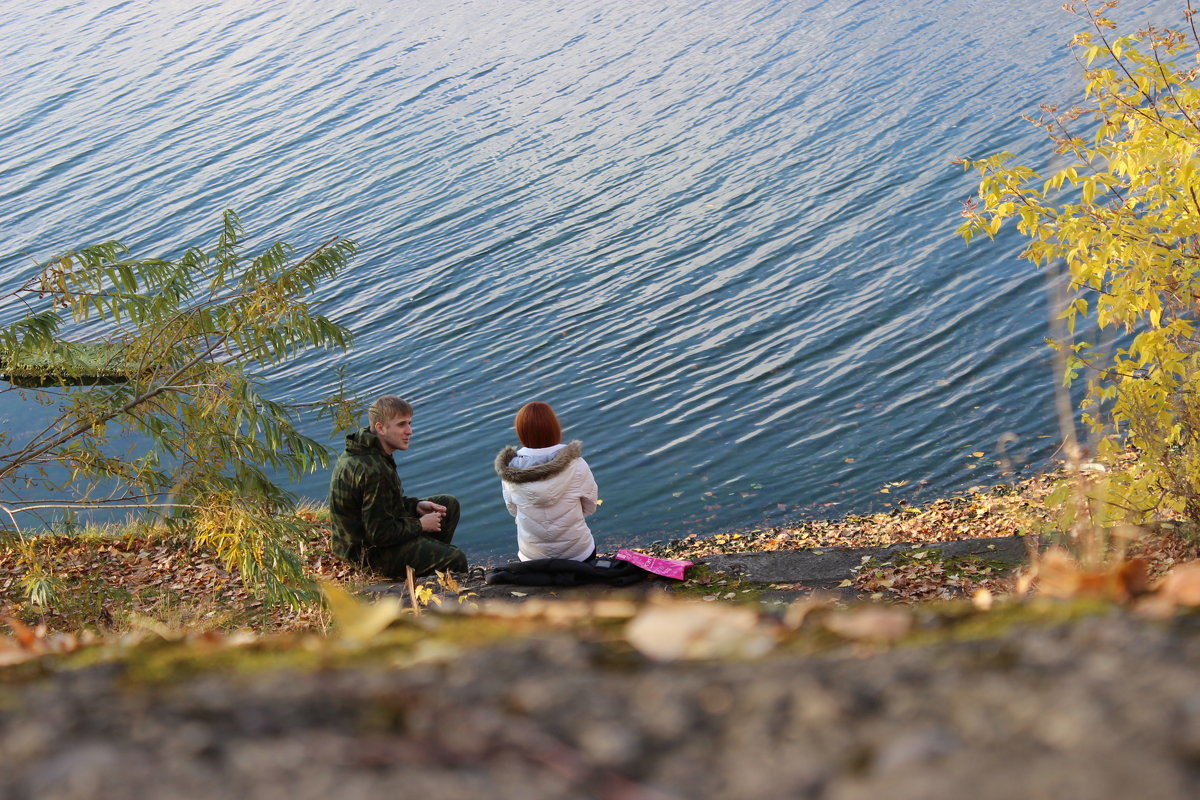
[0,0,1183,559]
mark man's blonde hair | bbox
[368,395,413,426]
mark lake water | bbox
[0,0,1183,559]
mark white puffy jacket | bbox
[494,440,597,561]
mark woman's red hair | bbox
[514,401,562,449]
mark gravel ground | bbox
[2,609,1199,799]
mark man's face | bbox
[373,414,413,455]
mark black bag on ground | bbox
[485,556,647,587]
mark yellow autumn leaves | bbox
[959,4,1200,529]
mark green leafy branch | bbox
[0,210,362,604]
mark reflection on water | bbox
[0,0,1182,557]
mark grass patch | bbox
[664,564,764,604]
[0,511,365,635]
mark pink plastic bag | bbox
[615,549,694,580]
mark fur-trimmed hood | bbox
[495,440,583,484]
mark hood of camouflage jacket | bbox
[344,427,390,460]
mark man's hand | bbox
[417,500,446,533]
[417,500,447,516]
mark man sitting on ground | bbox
[328,395,468,578]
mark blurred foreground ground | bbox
[1,606,1198,799]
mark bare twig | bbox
[406,566,421,616]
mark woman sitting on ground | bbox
[494,401,598,562]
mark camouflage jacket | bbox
[327,427,422,560]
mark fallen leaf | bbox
[1157,560,1200,606]
[3,616,39,650]
[823,606,913,642]
[626,602,776,662]
[1118,557,1151,596]
[1035,549,1148,601]
[319,580,401,642]
[781,594,836,630]
[1034,548,1084,598]
[0,638,35,667]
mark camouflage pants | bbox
[363,494,468,578]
